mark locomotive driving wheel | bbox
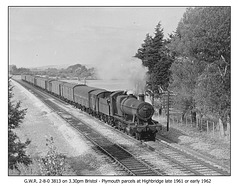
[135,132,142,140]
[135,132,140,140]
[115,121,121,130]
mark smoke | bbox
[95,57,147,94]
[127,58,148,94]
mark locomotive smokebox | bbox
[120,97,154,121]
[138,94,145,101]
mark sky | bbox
[9,7,186,71]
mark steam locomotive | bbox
[21,75,160,141]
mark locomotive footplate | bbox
[126,124,158,141]
[135,125,157,133]
[113,116,160,141]
[126,124,158,134]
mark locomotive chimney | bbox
[138,93,145,101]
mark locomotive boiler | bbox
[120,95,154,121]
[114,93,158,141]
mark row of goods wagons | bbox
[21,75,113,113]
[49,80,112,112]
[21,75,44,87]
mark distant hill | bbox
[30,64,71,70]
[25,63,97,80]
[66,64,87,72]
[66,64,96,79]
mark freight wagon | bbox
[50,80,65,97]
[74,86,98,113]
[35,77,48,90]
[61,83,86,104]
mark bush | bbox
[9,137,75,176]
[39,137,68,175]
[8,79,31,169]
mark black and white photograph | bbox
[2,1,237,189]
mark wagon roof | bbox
[90,89,110,96]
[36,77,48,81]
[110,90,125,96]
[47,79,57,82]
[74,85,98,92]
[62,82,86,88]
[51,80,66,84]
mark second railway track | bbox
[145,139,230,175]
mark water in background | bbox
[62,58,147,94]
[62,79,134,92]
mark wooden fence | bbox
[154,111,230,139]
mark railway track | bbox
[105,120,230,175]
[146,140,230,176]
[103,124,230,175]
[14,79,230,176]
[156,135,230,169]
[77,106,230,176]
[15,79,162,176]
[77,102,230,176]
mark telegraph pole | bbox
[158,85,170,132]
[167,90,170,131]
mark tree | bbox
[74,66,88,80]
[195,59,230,133]
[135,22,174,100]
[169,57,205,122]
[10,65,17,74]
[9,137,75,175]
[169,7,230,131]
[8,79,31,169]
[134,33,153,66]
[39,137,69,175]
[8,130,31,169]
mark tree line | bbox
[135,7,230,133]
[10,64,97,80]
